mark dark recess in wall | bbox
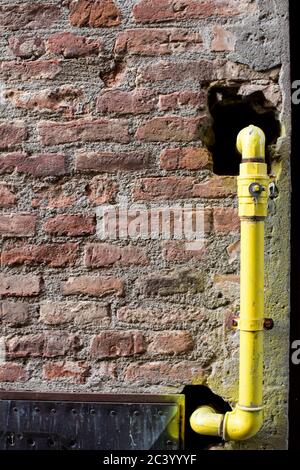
[182,385,231,450]
[205,86,280,176]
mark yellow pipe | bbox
[190,125,270,440]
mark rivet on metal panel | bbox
[71,408,77,414]
[158,410,164,416]
[134,410,140,416]
[27,438,35,447]
[34,407,40,412]
[90,409,96,415]
[110,410,117,416]
[51,408,56,414]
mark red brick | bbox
[38,119,130,145]
[47,32,101,58]
[160,147,212,170]
[0,60,61,81]
[44,214,95,237]
[115,28,202,56]
[133,176,194,201]
[91,331,145,358]
[148,330,194,354]
[0,121,27,150]
[117,305,205,325]
[86,176,118,205]
[0,214,36,237]
[75,151,150,172]
[84,243,149,267]
[1,243,79,267]
[0,363,27,382]
[0,275,41,297]
[8,35,45,59]
[0,184,16,207]
[69,0,121,27]
[193,176,237,198]
[125,360,205,384]
[97,89,157,114]
[0,3,60,30]
[5,86,82,113]
[162,240,207,261]
[32,185,76,209]
[43,361,90,384]
[136,116,203,142]
[0,153,66,177]
[40,301,109,326]
[0,301,29,326]
[62,276,124,297]
[133,0,253,23]
[213,207,239,233]
[6,332,80,359]
[211,25,235,51]
[137,60,216,85]
[159,90,206,111]
[139,268,204,296]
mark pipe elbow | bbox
[236,124,266,160]
[190,406,223,437]
[223,407,263,441]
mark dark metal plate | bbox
[0,393,184,450]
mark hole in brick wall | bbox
[205,86,281,175]
[182,385,231,449]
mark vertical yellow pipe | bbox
[190,125,269,440]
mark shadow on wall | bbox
[203,86,281,175]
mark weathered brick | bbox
[213,273,240,302]
[5,332,80,359]
[162,240,207,261]
[0,275,41,297]
[91,331,145,359]
[139,268,204,296]
[0,363,27,382]
[62,276,124,297]
[115,28,202,56]
[43,215,95,236]
[9,35,45,59]
[211,25,235,51]
[38,119,130,145]
[0,301,29,326]
[0,153,66,177]
[213,207,239,233]
[133,176,193,201]
[0,121,27,150]
[136,116,203,142]
[117,305,205,325]
[0,60,62,81]
[32,184,76,209]
[40,301,110,326]
[69,0,121,27]
[0,214,36,237]
[137,60,216,85]
[84,243,149,267]
[0,3,60,30]
[75,151,150,172]
[125,361,205,384]
[86,176,118,205]
[227,240,240,263]
[148,331,194,355]
[5,86,82,113]
[160,147,212,170]
[133,0,253,23]
[159,90,206,111]
[1,243,79,267]
[97,89,157,114]
[0,184,16,207]
[47,32,101,58]
[43,361,90,384]
[133,176,236,201]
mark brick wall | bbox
[0,0,290,449]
